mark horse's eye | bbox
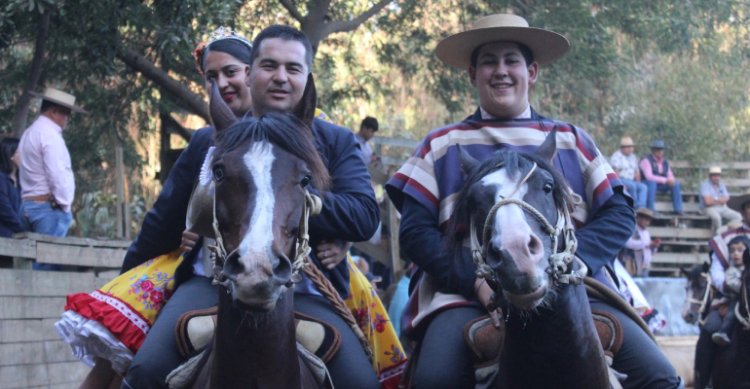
[300,174,312,187]
[543,182,553,193]
[213,166,225,182]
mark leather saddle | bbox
[174,307,342,363]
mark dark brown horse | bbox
[683,259,750,389]
[448,130,610,388]
[184,83,331,389]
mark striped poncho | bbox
[387,109,621,227]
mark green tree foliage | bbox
[1,0,750,237]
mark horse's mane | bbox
[213,112,330,190]
[447,148,572,254]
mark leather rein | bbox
[469,162,586,287]
[208,190,322,288]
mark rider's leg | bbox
[122,276,218,389]
[411,306,484,389]
[295,293,380,389]
[590,301,682,389]
[718,301,737,336]
[693,329,715,389]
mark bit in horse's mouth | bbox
[504,286,546,310]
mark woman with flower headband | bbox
[54,27,257,389]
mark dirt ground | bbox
[657,335,697,388]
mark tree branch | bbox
[279,0,305,23]
[323,0,391,35]
[115,45,209,122]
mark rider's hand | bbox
[180,230,200,253]
[475,278,501,328]
[316,240,351,270]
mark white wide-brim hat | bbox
[30,87,87,114]
[435,13,570,70]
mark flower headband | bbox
[193,26,253,75]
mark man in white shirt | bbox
[700,166,741,234]
[19,87,85,242]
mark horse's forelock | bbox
[213,114,330,191]
[447,149,573,253]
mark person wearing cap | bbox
[386,14,680,389]
[619,208,661,277]
[18,88,85,244]
[640,140,683,215]
[610,136,647,209]
[700,166,741,234]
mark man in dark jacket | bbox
[122,25,379,389]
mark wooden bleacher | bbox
[648,161,750,276]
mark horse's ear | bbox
[702,261,710,273]
[537,126,558,163]
[293,73,317,127]
[185,149,217,238]
[458,145,480,177]
[209,79,237,132]
[679,267,688,277]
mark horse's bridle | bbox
[208,189,322,288]
[469,162,586,288]
[686,272,712,326]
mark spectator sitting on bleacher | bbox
[700,166,741,234]
[610,136,647,209]
[640,139,683,215]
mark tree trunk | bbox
[116,45,210,122]
[12,10,51,136]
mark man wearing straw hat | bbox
[387,14,680,388]
[700,166,741,234]
[18,87,85,243]
[611,136,648,209]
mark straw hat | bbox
[30,87,87,114]
[435,14,570,70]
[620,136,635,147]
[635,207,654,219]
[708,166,722,175]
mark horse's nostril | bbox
[528,234,543,256]
[224,250,243,275]
[273,256,292,283]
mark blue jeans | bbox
[645,180,683,214]
[621,178,647,209]
[21,200,72,270]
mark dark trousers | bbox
[410,303,682,389]
[703,302,737,335]
[295,294,380,389]
[122,276,218,389]
[590,301,683,389]
[122,277,379,389]
[411,306,485,388]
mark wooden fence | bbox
[0,233,126,389]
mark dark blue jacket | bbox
[0,172,22,238]
[121,119,379,297]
